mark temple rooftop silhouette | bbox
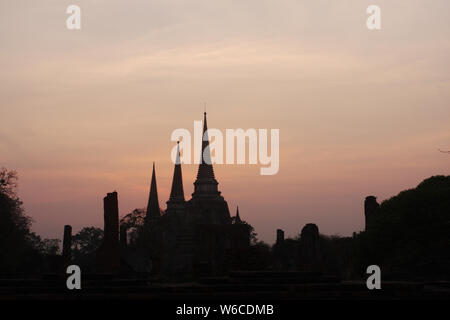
[96,112,251,278]
[2,114,449,300]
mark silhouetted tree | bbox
[71,226,104,272]
[354,175,450,280]
[38,238,61,256]
[0,168,43,275]
[72,227,104,256]
[0,168,18,197]
[231,216,258,244]
[120,208,145,246]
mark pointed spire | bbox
[196,112,216,181]
[146,162,160,219]
[193,112,220,197]
[235,206,242,223]
[169,142,184,202]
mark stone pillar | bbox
[273,229,285,270]
[276,229,285,246]
[103,192,119,246]
[96,191,121,274]
[299,223,321,272]
[62,225,72,267]
[364,196,380,231]
[120,225,127,248]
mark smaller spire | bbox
[168,142,185,202]
[235,206,242,223]
[145,162,160,220]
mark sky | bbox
[1,0,449,244]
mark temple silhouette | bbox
[95,112,251,277]
[3,113,449,299]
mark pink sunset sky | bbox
[1,0,449,243]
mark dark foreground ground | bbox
[1,271,449,300]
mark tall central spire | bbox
[196,112,216,181]
[193,112,219,197]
